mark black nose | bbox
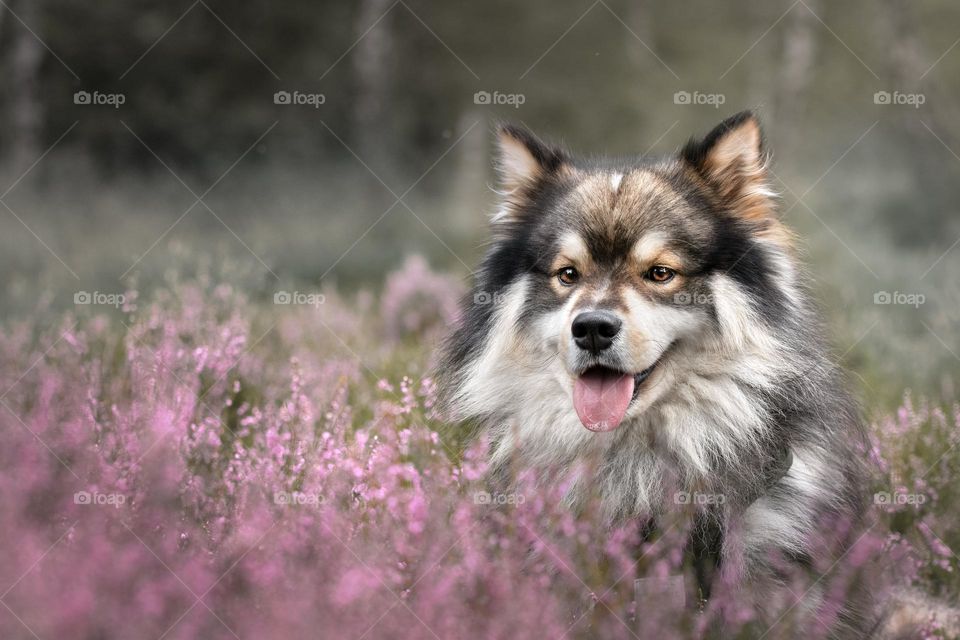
[571,311,622,353]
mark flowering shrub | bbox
[0,266,956,639]
[380,255,462,341]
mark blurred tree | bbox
[624,0,654,71]
[876,0,960,244]
[9,0,44,171]
[448,109,487,241]
[775,0,820,153]
[352,0,396,166]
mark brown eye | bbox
[557,267,580,286]
[647,266,675,283]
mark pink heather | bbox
[0,263,955,638]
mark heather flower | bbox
[380,255,463,340]
[0,272,955,639]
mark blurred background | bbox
[0,0,957,410]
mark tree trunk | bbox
[624,0,654,71]
[875,0,960,243]
[774,0,820,154]
[446,109,486,244]
[10,0,44,171]
[352,0,394,166]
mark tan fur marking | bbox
[568,169,679,237]
[685,118,794,252]
[631,232,668,262]
[630,233,684,271]
[550,232,594,295]
[613,171,676,225]
[497,133,542,190]
[494,130,577,230]
[550,231,592,274]
[571,173,618,228]
[702,119,761,180]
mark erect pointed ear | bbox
[681,111,778,229]
[495,123,570,195]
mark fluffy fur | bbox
[439,112,878,635]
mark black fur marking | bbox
[703,217,787,321]
[687,509,724,602]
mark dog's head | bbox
[448,112,799,437]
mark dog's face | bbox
[482,113,792,433]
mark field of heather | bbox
[0,255,957,639]
[2,0,960,637]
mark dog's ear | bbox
[681,111,777,227]
[494,124,570,214]
[492,124,571,228]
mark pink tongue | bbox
[573,369,635,432]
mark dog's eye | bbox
[556,267,580,286]
[646,266,675,283]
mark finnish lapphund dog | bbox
[437,112,950,637]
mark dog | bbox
[438,112,890,636]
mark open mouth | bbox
[572,361,660,433]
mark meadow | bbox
[0,252,957,639]
[0,0,958,636]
